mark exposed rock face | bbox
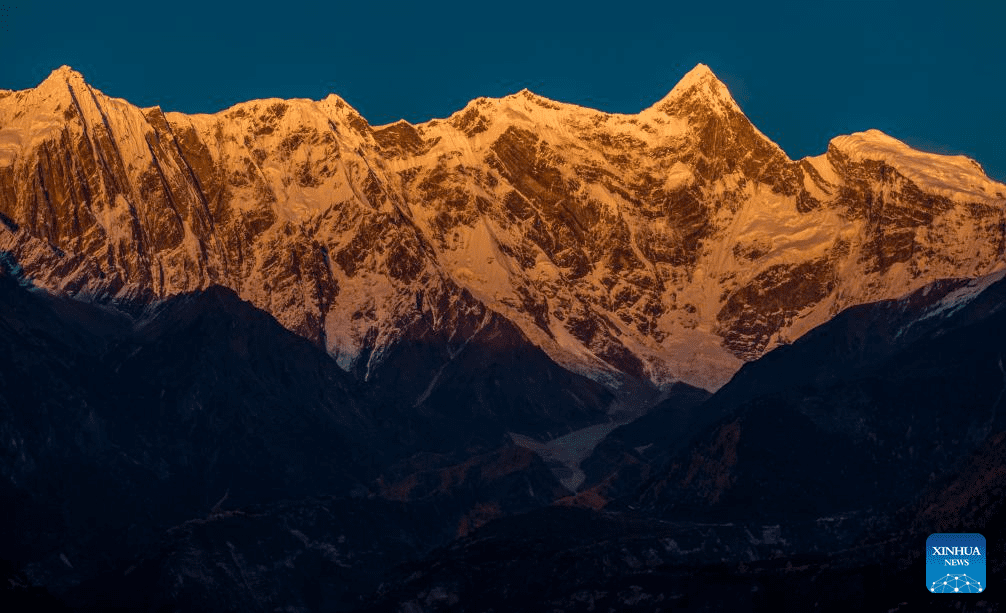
[2,64,1004,390]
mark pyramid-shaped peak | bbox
[677,63,718,87]
[38,65,88,89]
[50,65,85,81]
[648,63,741,115]
[669,63,735,102]
[318,92,361,115]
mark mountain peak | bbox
[31,65,89,102]
[831,128,904,150]
[648,63,741,116]
[675,63,718,88]
[504,88,552,104]
[40,65,87,87]
[828,129,1004,202]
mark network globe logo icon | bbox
[929,573,983,593]
[927,533,986,595]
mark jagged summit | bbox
[5,62,756,138]
[39,65,87,88]
[52,64,83,77]
[472,87,569,113]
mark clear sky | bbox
[1,0,1004,180]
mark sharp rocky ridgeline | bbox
[2,64,1003,393]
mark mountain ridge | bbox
[9,63,1004,177]
[2,63,1004,391]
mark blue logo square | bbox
[927,533,986,594]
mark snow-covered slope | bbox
[1,64,1004,391]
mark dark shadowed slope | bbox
[640,270,1006,520]
[364,271,1006,612]
[0,258,597,610]
[0,268,379,593]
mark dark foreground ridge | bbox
[2,255,1006,611]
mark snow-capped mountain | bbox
[1,64,1003,390]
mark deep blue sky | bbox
[2,0,1004,180]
